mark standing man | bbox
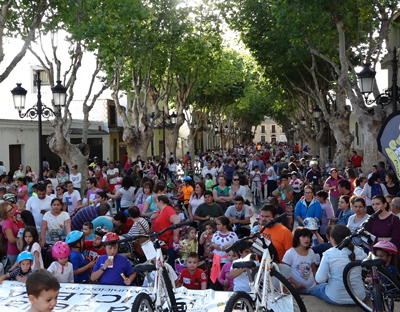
[251,154,265,173]
[305,162,323,192]
[351,151,363,168]
[377,161,387,182]
[95,170,110,193]
[265,160,277,197]
[107,162,119,194]
[202,161,217,185]
[26,184,53,228]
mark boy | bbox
[15,199,26,228]
[0,251,34,283]
[177,252,207,290]
[230,240,257,292]
[26,269,60,312]
[290,171,303,204]
[31,184,38,197]
[82,222,94,241]
[66,230,95,283]
[84,227,107,265]
[92,232,135,285]
[63,180,82,216]
[0,187,6,202]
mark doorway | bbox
[9,145,22,175]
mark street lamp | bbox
[300,117,306,125]
[313,106,322,119]
[149,112,155,156]
[153,107,176,158]
[11,70,67,181]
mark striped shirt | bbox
[71,205,99,231]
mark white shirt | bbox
[63,190,82,216]
[168,163,177,172]
[225,205,251,229]
[231,185,247,199]
[266,167,275,181]
[189,195,205,216]
[26,242,44,270]
[26,195,53,228]
[69,172,82,189]
[119,186,136,208]
[107,168,119,184]
[202,168,217,184]
[231,254,258,291]
[347,214,369,232]
[42,211,70,244]
[47,261,74,283]
[361,183,388,206]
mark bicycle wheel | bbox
[252,267,306,312]
[160,266,177,311]
[343,260,400,312]
[224,292,254,312]
[131,293,154,312]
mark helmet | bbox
[52,241,71,259]
[167,183,175,189]
[94,226,108,237]
[291,171,298,176]
[373,241,398,256]
[102,232,119,243]
[65,230,84,244]
[183,176,192,181]
[17,251,34,263]
[303,218,319,230]
[3,193,17,204]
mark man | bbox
[194,191,224,232]
[351,151,363,168]
[95,170,110,193]
[275,174,293,204]
[224,196,251,237]
[294,185,322,227]
[91,211,127,232]
[377,161,387,182]
[0,161,7,176]
[26,184,52,228]
[106,162,119,194]
[390,197,400,219]
[202,161,217,185]
[71,202,110,231]
[251,154,265,172]
[345,160,359,178]
[337,180,353,197]
[265,160,277,197]
[305,162,322,191]
[259,205,293,262]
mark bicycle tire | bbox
[251,266,306,312]
[131,293,154,312]
[161,266,177,311]
[224,291,254,312]
[343,260,400,312]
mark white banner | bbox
[0,281,229,311]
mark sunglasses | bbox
[233,179,240,181]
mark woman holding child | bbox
[0,201,20,266]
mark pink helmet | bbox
[52,241,71,259]
[373,241,398,256]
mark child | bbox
[282,227,317,294]
[66,230,95,283]
[48,241,74,283]
[290,171,303,204]
[205,173,214,192]
[174,204,186,222]
[166,183,175,202]
[179,226,197,261]
[373,241,397,278]
[31,184,38,197]
[91,232,136,285]
[63,180,82,216]
[16,200,26,212]
[177,252,207,290]
[22,226,43,270]
[26,269,60,312]
[82,221,94,241]
[14,199,26,229]
[311,224,366,305]
[219,247,239,291]
[230,240,257,292]
[316,191,334,242]
[81,188,89,206]
[199,221,216,259]
[250,165,261,190]
[0,251,34,283]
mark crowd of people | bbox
[0,142,399,308]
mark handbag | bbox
[132,220,150,258]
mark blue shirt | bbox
[294,198,323,226]
[92,216,114,231]
[70,250,89,283]
[93,254,133,285]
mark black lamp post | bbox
[214,125,218,149]
[149,112,155,156]
[11,70,67,181]
[154,108,177,157]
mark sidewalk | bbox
[302,295,363,312]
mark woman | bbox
[211,216,238,264]
[365,195,400,250]
[334,195,354,226]
[13,164,25,181]
[182,177,194,209]
[16,177,28,203]
[237,156,247,182]
[130,165,141,189]
[168,158,177,182]
[213,176,233,212]
[361,173,388,214]
[215,159,223,176]
[294,185,323,227]
[69,165,82,192]
[133,181,153,213]
[45,181,56,199]
[47,170,58,188]
[25,165,37,183]
[124,158,132,173]
[188,182,205,223]
[0,174,12,192]
[142,183,166,217]
[0,201,19,266]
[353,177,367,196]
[101,165,108,180]
[126,205,150,262]
[56,166,69,187]
[40,198,71,248]
[345,168,356,192]
[385,173,399,196]
[368,165,378,179]
[133,156,145,178]
[323,168,344,213]
[230,174,247,200]
[223,158,236,186]
[107,176,136,212]
[55,186,65,200]
[347,197,368,232]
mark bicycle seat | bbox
[361,252,386,268]
[134,263,156,272]
[233,261,256,269]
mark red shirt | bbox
[122,218,133,234]
[151,205,178,247]
[96,178,109,191]
[351,155,363,167]
[178,268,207,290]
[84,240,106,263]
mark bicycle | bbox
[224,213,306,312]
[338,209,400,312]
[105,221,191,312]
[251,180,262,206]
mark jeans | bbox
[6,254,18,272]
[311,284,337,305]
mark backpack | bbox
[371,183,383,198]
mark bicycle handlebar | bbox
[337,209,382,250]
[225,213,287,253]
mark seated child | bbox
[282,227,316,294]
[66,230,95,283]
[199,221,216,259]
[174,204,186,223]
[230,240,258,292]
[26,269,60,312]
[205,173,214,192]
[48,241,74,283]
[0,251,34,283]
[372,241,398,279]
[92,232,136,285]
[179,226,197,261]
[82,221,94,241]
[177,252,207,290]
[219,247,239,291]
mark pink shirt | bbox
[325,176,344,197]
[2,219,19,255]
[17,185,29,202]
[219,262,234,291]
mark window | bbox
[33,70,50,87]
[271,125,276,133]
[109,104,117,127]
[261,136,266,142]
[355,122,359,146]
[261,125,266,133]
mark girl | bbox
[219,247,239,291]
[200,221,216,259]
[353,177,367,196]
[11,226,43,271]
[335,195,354,225]
[205,173,214,192]
[48,241,74,283]
[16,177,28,203]
[311,224,365,305]
[282,227,316,294]
[361,173,388,214]
[347,197,368,232]
[211,216,238,264]
[373,241,397,278]
[179,227,197,260]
